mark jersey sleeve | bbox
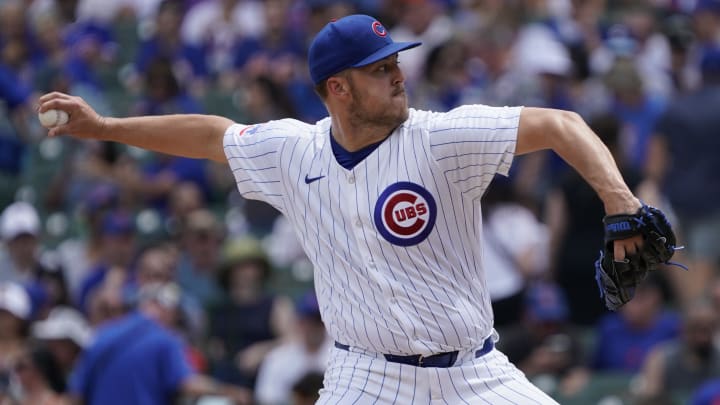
[427,105,522,197]
[223,121,290,214]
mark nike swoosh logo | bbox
[304,174,325,184]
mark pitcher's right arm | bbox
[38,92,237,163]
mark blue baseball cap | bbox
[308,14,421,85]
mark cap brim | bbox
[351,41,422,68]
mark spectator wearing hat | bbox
[0,202,70,319]
[32,306,92,380]
[69,282,251,405]
[1,202,43,284]
[0,282,32,391]
[254,291,330,405]
[206,237,294,390]
[76,210,136,325]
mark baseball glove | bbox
[594,203,683,311]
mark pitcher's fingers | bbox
[624,240,638,256]
[39,98,78,113]
[38,92,73,104]
[614,241,627,262]
[48,124,70,137]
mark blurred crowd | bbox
[0,0,719,404]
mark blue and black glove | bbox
[594,204,683,310]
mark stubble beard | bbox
[347,87,408,131]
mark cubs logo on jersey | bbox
[373,182,437,246]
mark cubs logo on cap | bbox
[307,14,421,85]
[372,21,387,37]
[374,182,436,246]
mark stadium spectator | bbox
[254,291,330,405]
[238,75,297,125]
[76,210,136,317]
[0,202,69,317]
[166,181,205,236]
[0,202,44,285]
[31,306,92,380]
[388,0,453,86]
[412,39,477,112]
[181,0,266,79]
[497,282,588,397]
[133,1,208,93]
[132,56,203,116]
[176,209,224,308]
[68,282,251,405]
[139,150,212,215]
[591,273,680,373]
[645,45,720,305]
[128,243,206,344]
[482,176,549,327]
[0,282,32,390]
[0,6,36,152]
[231,0,305,85]
[207,237,294,389]
[679,0,720,93]
[603,57,667,171]
[635,298,720,403]
[54,184,119,298]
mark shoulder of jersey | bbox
[406,108,434,127]
[243,118,320,140]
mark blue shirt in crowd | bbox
[592,311,680,372]
[69,312,193,405]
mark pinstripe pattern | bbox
[223,105,556,402]
[223,106,520,354]
[317,345,559,404]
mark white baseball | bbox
[38,109,69,128]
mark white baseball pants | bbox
[316,343,559,404]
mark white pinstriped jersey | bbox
[223,105,522,356]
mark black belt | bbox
[334,336,494,368]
